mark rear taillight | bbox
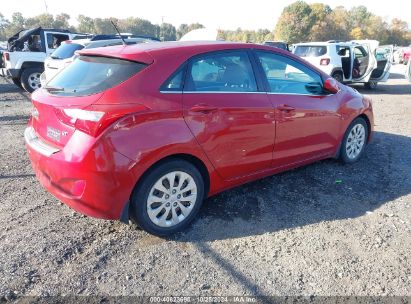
[55,104,149,137]
[320,58,330,65]
[4,52,10,61]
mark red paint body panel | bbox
[26,41,374,221]
[183,92,275,180]
[270,93,342,167]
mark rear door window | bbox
[46,55,147,96]
[185,51,258,92]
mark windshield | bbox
[50,43,84,59]
[294,45,327,57]
[46,55,147,96]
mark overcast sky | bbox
[2,0,410,30]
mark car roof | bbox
[294,42,344,46]
[62,39,91,46]
[78,40,287,64]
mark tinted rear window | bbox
[294,45,327,57]
[50,43,84,59]
[46,55,147,96]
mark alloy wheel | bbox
[146,171,198,227]
[28,72,42,90]
[345,123,366,160]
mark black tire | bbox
[20,67,43,93]
[364,81,377,90]
[130,159,205,236]
[11,78,23,89]
[339,117,368,164]
[332,72,344,83]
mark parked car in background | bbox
[25,41,374,236]
[293,40,393,89]
[0,43,6,68]
[406,59,411,82]
[72,33,161,41]
[393,47,403,63]
[402,47,411,65]
[0,27,83,92]
[263,41,290,51]
[42,37,159,83]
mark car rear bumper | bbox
[25,126,136,221]
[1,68,19,78]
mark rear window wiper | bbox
[50,55,62,59]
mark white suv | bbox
[0,27,82,92]
[42,37,158,84]
[293,40,393,89]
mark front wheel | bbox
[130,159,205,236]
[340,117,368,164]
[20,67,43,93]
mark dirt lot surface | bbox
[0,64,410,299]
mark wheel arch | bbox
[122,152,211,224]
[335,112,372,159]
[153,153,210,196]
[20,61,44,71]
[129,153,210,205]
[357,113,372,143]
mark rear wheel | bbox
[11,78,23,89]
[364,81,378,90]
[340,117,368,164]
[332,71,343,83]
[130,159,205,236]
[21,67,43,93]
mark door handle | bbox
[189,104,218,114]
[277,104,296,112]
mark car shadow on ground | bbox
[387,72,408,80]
[350,73,411,95]
[0,82,23,93]
[174,131,411,242]
[0,80,30,101]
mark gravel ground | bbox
[0,64,410,299]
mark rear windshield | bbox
[294,45,327,57]
[50,43,84,59]
[46,55,147,96]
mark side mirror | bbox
[323,78,340,94]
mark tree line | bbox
[1,1,410,45]
[0,12,205,41]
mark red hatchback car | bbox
[25,41,373,236]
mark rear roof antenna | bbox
[110,20,127,46]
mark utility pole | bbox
[43,0,48,14]
[161,16,165,24]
